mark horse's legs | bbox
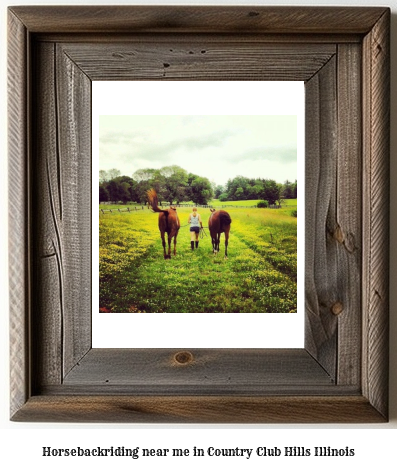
[209,231,214,253]
[161,232,168,259]
[216,233,221,254]
[211,235,217,254]
[167,234,172,259]
[224,228,229,258]
[173,234,177,256]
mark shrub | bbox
[257,200,269,208]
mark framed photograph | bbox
[93,81,304,349]
[8,6,390,422]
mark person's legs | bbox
[190,230,195,249]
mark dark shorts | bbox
[190,226,200,233]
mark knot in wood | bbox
[333,225,344,244]
[174,351,193,365]
[331,302,344,316]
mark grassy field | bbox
[211,198,297,208]
[99,202,297,313]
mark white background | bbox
[93,81,305,348]
[1,0,396,470]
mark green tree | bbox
[214,185,224,199]
[111,176,137,204]
[99,185,109,203]
[99,169,109,183]
[226,176,249,200]
[107,179,120,202]
[261,179,280,205]
[189,176,214,205]
[132,168,159,203]
[132,168,157,183]
[107,168,121,181]
[119,182,131,204]
[282,180,294,199]
[247,183,263,199]
[292,180,297,198]
[159,165,188,204]
[235,187,245,200]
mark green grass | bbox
[99,204,297,313]
[211,199,260,207]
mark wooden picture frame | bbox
[8,6,390,423]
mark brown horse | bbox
[208,208,232,258]
[147,189,180,259]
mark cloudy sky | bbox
[99,114,298,187]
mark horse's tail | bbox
[220,211,232,226]
[147,189,168,214]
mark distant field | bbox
[99,202,297,313]
[211,198,296,207]
[99,198,297,210]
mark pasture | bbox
[99,202,297,313]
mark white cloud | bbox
[99,114,299,186]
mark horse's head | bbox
[210,208,216,213]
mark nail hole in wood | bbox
[174,351,193,364]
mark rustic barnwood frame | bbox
[8,6,390,423]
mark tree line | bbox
[99,166,297,206]
[215,176,297,205]
[99,166,213,205]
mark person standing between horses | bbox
[188,207,203,250]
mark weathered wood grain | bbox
[31,42,92,387]
[9,6,387,34]
[362,9,390,419]
[63,348,333,390]
[335,44,362,386]
[34,33,363,45]
[8,9,29,419]
[56,45,92,377]
[304,56,338,378]
[60,42,335,81]
[32,42,63,388]
[11,395,386,424]
[8,6,390,423]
